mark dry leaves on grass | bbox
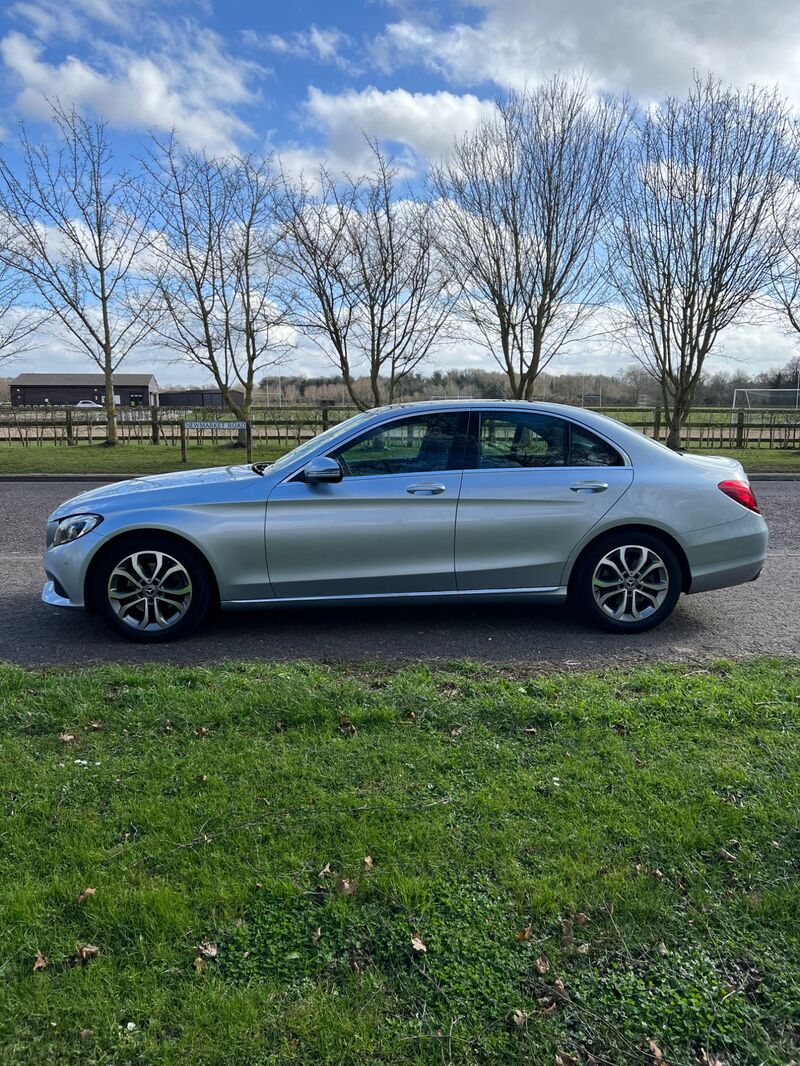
[648,1039,666,1062]
[515,924,532,942]
[69,945,100,966]
[196,941,217,960]
[311,927,322,945]
[362,855,374,871]
[336,879,358,896]
[338,715,357,737]
[411,935,427,954]
[511,1008,529,1027]
[32,951,47,972]
[555,1052,579,1066]
[536,953,550,974]
[58,733,76,744]
[77,887,96,904]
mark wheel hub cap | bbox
[108,550,193,631]
[591,545,669,623]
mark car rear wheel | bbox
[572,532,682,633]
[91,535,211,643]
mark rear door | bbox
[455,411,633,590]
[266,411,469,598]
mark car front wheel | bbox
[573,532,682,633]
[91,535,211,642]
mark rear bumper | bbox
[683,512,769,594]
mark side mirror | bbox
[302,456,343,484]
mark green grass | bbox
[683,447,800,473]
[0,659,798,1065]
[0,440,799,475]
[0,442,285,474]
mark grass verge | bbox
[0,659,798,1065]
[0,441,798,476]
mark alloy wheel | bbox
[107,550,193,631]
[591,544,669,623]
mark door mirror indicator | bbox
[302,456,343,484]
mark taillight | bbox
[718,479,760,513]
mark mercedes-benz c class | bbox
[42,401,768,642]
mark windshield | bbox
[259,410,376,475]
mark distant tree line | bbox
[1,74,800,446]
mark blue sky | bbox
[2,0,800,383]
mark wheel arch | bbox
[565,523,692,595]
[83,528,221,614]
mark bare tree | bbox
[0,238,48,364]
[0,104,155,444]
[279,145,456,410]
[145,138,292,426]
[429,75,627,401]
[609,75,794,448]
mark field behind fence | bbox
[2,403,800,459]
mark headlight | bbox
[53,514,103,546]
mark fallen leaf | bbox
[553,977,568,1000]
[33,951,47,972]
[80,1029,93,1040]
[648,1039,666,1062]
[574,912,590,926]
[515,924,532,942]
[577,943,590,954]
[561,919,574,947]
[612,722,627,735]
[273,720,287,733]
[541,1001,558,1016]
[511,1008,529,1027]
[196,940,217,960]
[192,956,206,972]
[411,934,427,954]
[699,1051,727,1066]
[311,927,322,946]
[657,941,668,956]
[336,879,357,896]
[363,855,374,871]
[717,848,738,864]
[450,725,465,738]
[338,715,357,736]
[194,727,210,736]
[536,953,550,974]
[555,1052,579,1066]
[635,758,647,768]
[88,721,103,731]
[77,887,96,904]
[58,733,75,743]
[319,862,333,878]
[69,944,100,966]
[196,774,208,783]
[652,868,664,881]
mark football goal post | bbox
[731,387,800,415]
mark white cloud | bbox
[0,24,262,154]
[373,0,800,105]
[244,25,353,70]
[278,85,497,179]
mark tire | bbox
[571,531,682,633]
[90,534,212,643]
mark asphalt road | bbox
[1,480,798,667]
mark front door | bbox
[455,410,633,590]
[266,411,469,599]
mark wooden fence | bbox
[1,404,800,455]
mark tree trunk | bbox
[664,398,689,450]
[103,352,118,446]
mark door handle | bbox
[406,483,446,495]
[569,481,609,493]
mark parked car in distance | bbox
[73,400,104,408]
[42,401,768,642]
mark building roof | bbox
[12,373,158,387]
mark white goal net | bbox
[732,388,800,413]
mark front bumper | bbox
[41,530,104,610]
[42,579,81,608]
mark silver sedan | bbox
[42,401,768,642]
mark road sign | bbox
[185,420,248,430]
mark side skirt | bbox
[221,586,569,611]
